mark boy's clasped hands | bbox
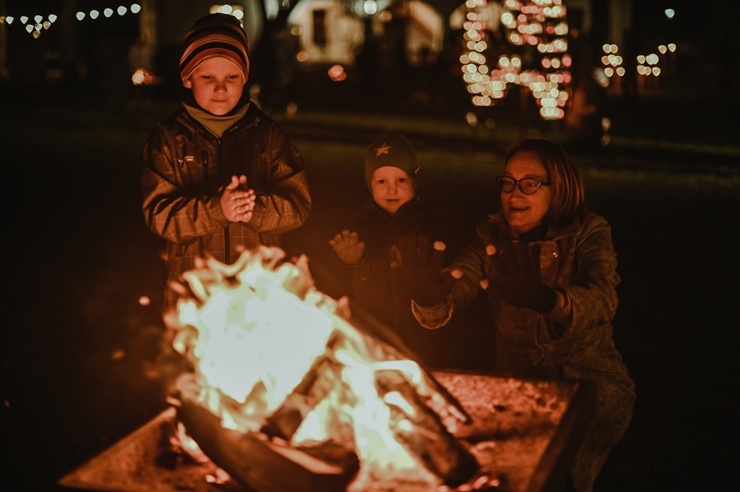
[221,175,256,223]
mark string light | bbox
[462,0,569,120]
[0,4,141,38]
[600,41,676,80]
[1,1,682,110]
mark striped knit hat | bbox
[179,13,250,85]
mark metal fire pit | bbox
[58,370,593,492]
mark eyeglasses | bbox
[496,176,550,195]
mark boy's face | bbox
[183,56,246,115]
[370,166,416,214]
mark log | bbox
[259,345,480,488]
[261,353,351,442]
[348,305,471,425]
[177,375,359,492]
[375,370,480,486]
[262,310,471,446]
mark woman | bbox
[408,137,635,492]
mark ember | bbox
[165,246,479,491]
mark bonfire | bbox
[165,246,479,492]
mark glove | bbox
[484,232,556,313]
[395,234,456,307]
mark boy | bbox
[141,13,311,312]
[329,131,448,366]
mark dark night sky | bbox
[633,1,713,37]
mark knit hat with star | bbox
[364,131,420,188]
[179,13,250,86]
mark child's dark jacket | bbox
[339,198,446,362]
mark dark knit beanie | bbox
[364,131,420,187]
[179,13,250,85]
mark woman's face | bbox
[370,166,416,214]
[183,56,245,115]
[500,150,552,234]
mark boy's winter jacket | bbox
[142,102,311,309]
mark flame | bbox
[165,246,471,490]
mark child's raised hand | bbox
[221,175,256,223]
[329,230,365,264]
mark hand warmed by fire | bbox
[164,246,479,492]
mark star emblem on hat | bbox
[375,143,391,157]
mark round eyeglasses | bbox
[496,176,550,195]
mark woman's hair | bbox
[504,138,586,225]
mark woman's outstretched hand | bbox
[482,232,556,313]
[396,234,456,307]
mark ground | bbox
[1,80,739,491]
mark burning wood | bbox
[176,375,361,492]
[165,247,479,491]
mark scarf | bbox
[182,90,250,137]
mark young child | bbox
[141,13,311,312]
[329,131,448,366]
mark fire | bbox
[165,246,477,491]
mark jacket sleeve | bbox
[412,234,488,329]
[141,124,229,245]
[244,125,311,235]
[545,214,620,343]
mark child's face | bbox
[370,166,416,214]
[183,56,245,115]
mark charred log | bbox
[178,380,359,492]
[348,306,472,425]
[262,353,352,441]
[375,370,480,486]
